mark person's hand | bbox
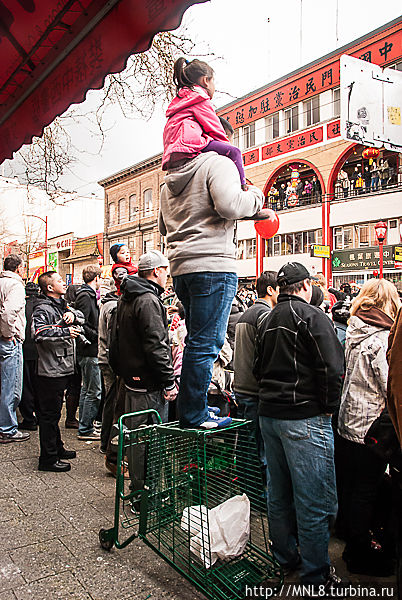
[63,311,75,324]
[164,387,177,402]
[69,326,81,339]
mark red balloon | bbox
[254,209,280,239]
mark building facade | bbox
[99,18,402,288]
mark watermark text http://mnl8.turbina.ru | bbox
[245,584,396,598]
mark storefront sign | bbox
[261,126,323,161]
[220,30,401,129]
[243,148,259,166]
[332,245,395,271]
[56,237,73,250]
[311,244,331,259]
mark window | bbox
[129,194,137,220]
[304,230,316,253]
[334,227,343,250]
[389,219,397,229]
[118,198,126,224]
[245,238,256,259]
[304,96,320,127]
[265,113,279,141]
[343,227,353,248]
[273,235,281,256]
[357,224,370,247]
[108,203,116,226]
[142,232,154,253]
[333,88,340,117]
[282,234,294,255]
[233,129,240,148]
[143,188,153,214]
[284,106,299,134]
[236,240,245,260]
[243,123,255,149]
[294,232,303,254]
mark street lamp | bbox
[374,221,387,279]
[23,214,48,271]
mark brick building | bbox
[100,17,402,287]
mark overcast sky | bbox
[5,0,402,196]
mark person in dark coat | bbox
[32,271,81,472]
[64,283,82,428]
[74,265,102,441]
[18,282,39,430]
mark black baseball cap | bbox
[277,262,318,286]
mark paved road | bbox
[0,419,396,599]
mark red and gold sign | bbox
[327,120,341,139]
[243,148,260,166]
[261,126,323,161]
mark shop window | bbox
[245,238,256,259]
[118,198,126,224]
[304,96,320,127]
[285,106,299,134]
[332,88,340,118]
[243,123,255,149]
[129,194,137,220]
[143,188,153,214]
[265,113,279,141]
[108,203,116,226]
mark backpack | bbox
[107,303,121,375]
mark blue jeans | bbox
[259,415,337,584]
[77,356,102,435]
[173,272,237,427]
[0,340,23,435]
[235,393,266,471]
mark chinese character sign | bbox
[261,127,323,161]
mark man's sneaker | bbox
[304,567,350,597]
[77,431,101,441]
[0,430,30,443]
[208,406,220,416]
[93,421,102,431]
[199,414,232,429]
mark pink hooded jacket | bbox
[162,85,228,170]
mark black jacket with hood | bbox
[254,293,345,419]
[74,283,99,357]
[117,275,175,391]
[32,295,80,377]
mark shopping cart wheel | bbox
[99,528,114,551]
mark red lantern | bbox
[254,209,280,239]
[362,147,380,160]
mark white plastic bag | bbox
[181,494,250,568]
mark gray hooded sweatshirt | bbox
[159,152,264,277]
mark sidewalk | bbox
[0,422,203,600]
[0,421,396,599]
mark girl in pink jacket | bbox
[162,57,247,188]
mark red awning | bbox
[0,0,207,164]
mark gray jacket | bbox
[234,299,272,396]
[338,316,389,444]
[98,292,118,367]
[159,152,263,277]
[32,295,78,377]
[0,271,26,342]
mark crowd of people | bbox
[1,55,401,594]
[267,176,322,211]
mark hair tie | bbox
[184,59,190,65]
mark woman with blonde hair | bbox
[336,278,400,577]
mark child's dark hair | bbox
[219,117,233,138]
[173,57,214,95]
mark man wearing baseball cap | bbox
[116,250,176,491]
[254,262,345,591]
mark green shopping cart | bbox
[99,410,283,600]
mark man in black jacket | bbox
[19,282,40,431]
[254,262,344,590]
[33,271,81,472]
[118,250,176,491]
[75,265,102,441]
